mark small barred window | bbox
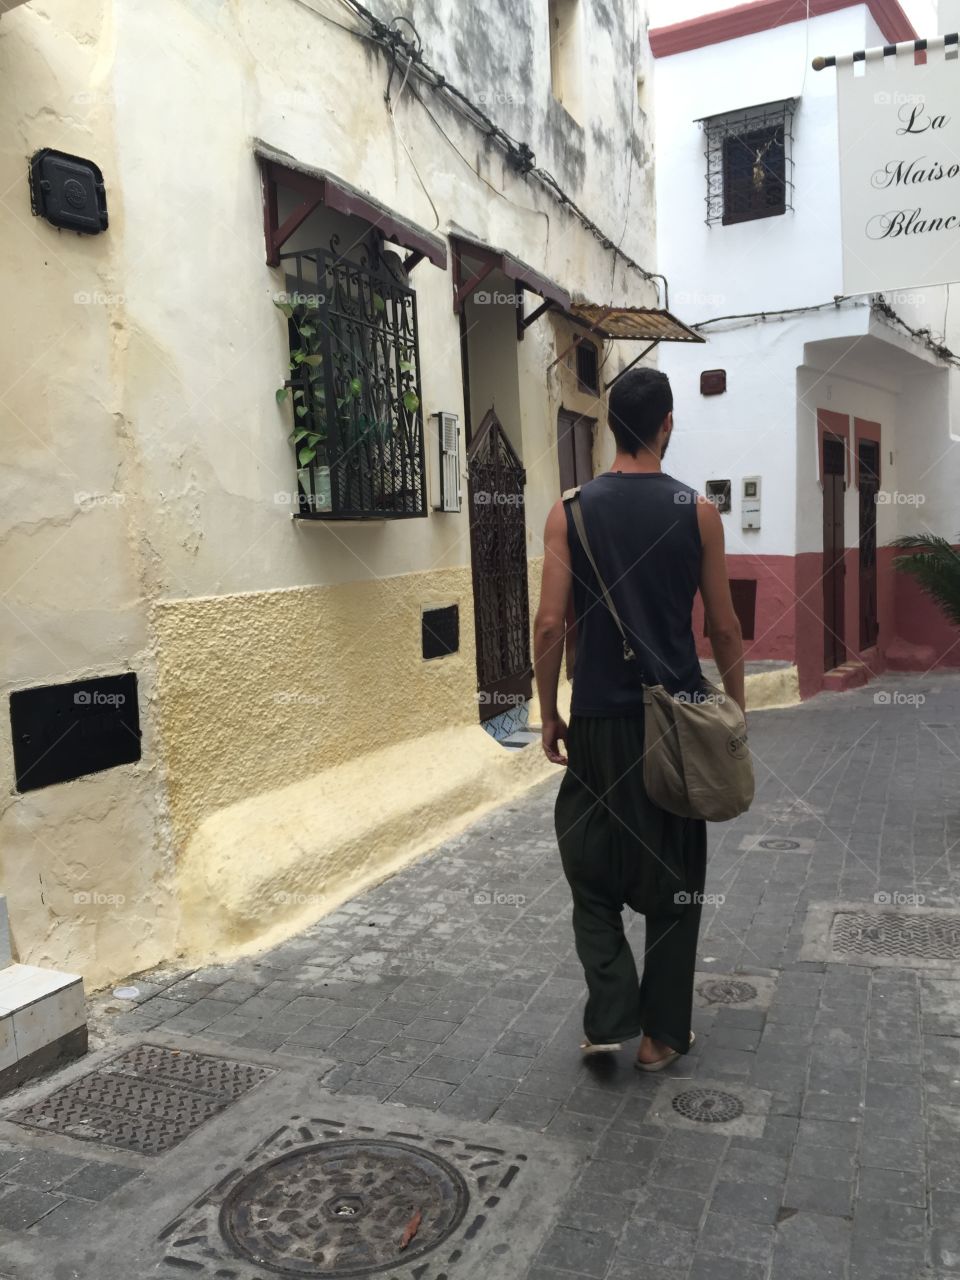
[700,99,796,227]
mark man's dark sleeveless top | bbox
[565,471,704,717]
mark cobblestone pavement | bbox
[2,672,960,1280]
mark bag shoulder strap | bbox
[563,491,637,665]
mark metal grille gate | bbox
[467,410,532,722]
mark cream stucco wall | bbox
[0,1,177,990]
[2,0,657,987]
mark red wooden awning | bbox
[450,232,572,315]
[256,143,447,271]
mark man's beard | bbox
[660,431,671,460]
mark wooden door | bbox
[557,410,595,492]
[858,439,880,650]
[822,434,846,671]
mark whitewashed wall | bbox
[654,2,958,565]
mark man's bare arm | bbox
[564,594,577,681]
[697,498,746,712]
[534,499,573,763]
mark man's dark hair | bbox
[608,368,673,455]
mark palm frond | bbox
[890,533,960,627]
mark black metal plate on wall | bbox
[422,605,459,660]
[10,673,140,793]
[29,148,108,234]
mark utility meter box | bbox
[742,476,761,530]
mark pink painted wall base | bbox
[695,546,959,700]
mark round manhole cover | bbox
[758,838,801,851]
[697,978,758,1005]
[672,1089,744,1124]
[219,1139,469,1277]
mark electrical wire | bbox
[405,81,551,233]
[311,0,664,299]
[691,297,864,328]
[873,295,960,369]
[691,293,960,370]
[943,285,951,345]
[382,16,441,230]
[612,0,641,293]
[798,0,812,100]
[288,0,365,39]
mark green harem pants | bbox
[554,714,708,1052]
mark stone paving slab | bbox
[7,673,960,1278]
[0,1032,578,1280]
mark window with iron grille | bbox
[277,236,427,520]
[575,338,599,394]
[700,99,796,227]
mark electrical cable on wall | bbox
[304,0,666,301]
[405,81,552,234]
[872,295,960,369]
[692,294,960,370]
[612,0,641,293]
[383,16,441,230]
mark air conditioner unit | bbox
[434,411,461,513]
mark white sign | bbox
[837,41,960,295]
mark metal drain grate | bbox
[10,1043,276,1156]
[672,1089,744,1124]
[159,1115,529,1278]
[697,978,758,1005]
[220,1139,468,1276]
[831,910,960,962]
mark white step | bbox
[0,963,86,1094]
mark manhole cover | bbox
[758,838,801,851]
[831,910,960,961]
[697,978,758,1005]
[672,1089,744,1124]
[220,1139,469,1276]
[10,1043,276,1156]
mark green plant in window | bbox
[275,298,329,464]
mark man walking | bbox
[533,367,745,1070]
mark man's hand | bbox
[541,715,569,765]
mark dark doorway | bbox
[467,410,532,721]
[858,438,880,650]
[822,434,846,671]
[557,409,594,492]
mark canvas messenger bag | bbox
[564,489,754,823]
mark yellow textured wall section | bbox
[175,717,567,962]
[153,566,479,854]
[157,560,573,963]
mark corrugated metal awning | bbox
[568,303,705,343]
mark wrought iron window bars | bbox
[699,99,796,226]
[280,235,427,520]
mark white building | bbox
[652,0,959,697]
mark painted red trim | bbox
[867,0,918,44]
[817,408,850,485]
[853,417,882,487]
[649,0,917,59]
